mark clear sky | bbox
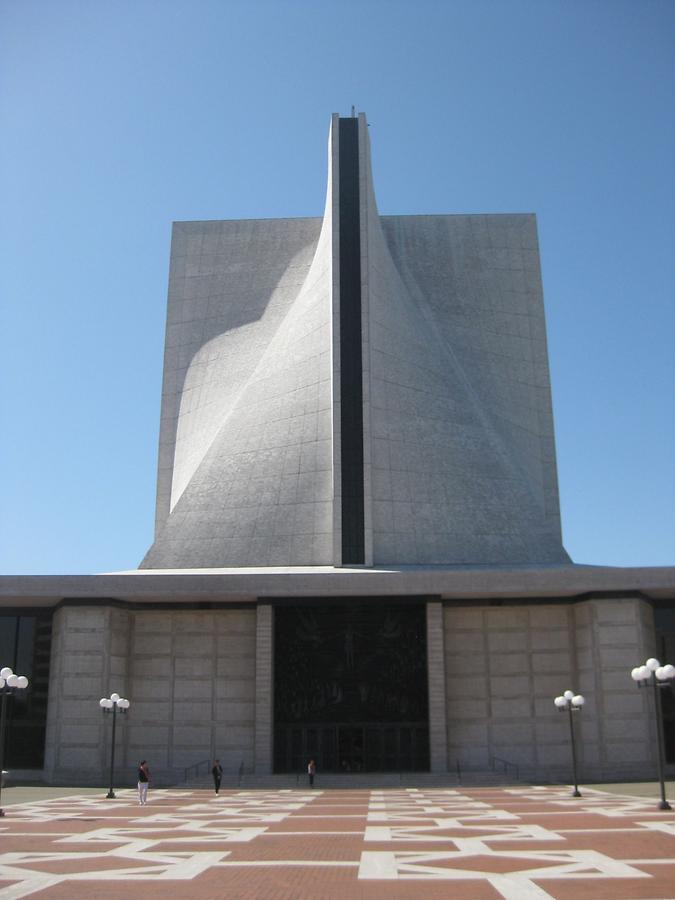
[1,0,673,574]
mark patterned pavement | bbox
[0,786,674,898]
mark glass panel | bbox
[365,727,381,771]
[321,727,336,772]
[654,611,675,764]
[17,618,35,677]
[273,602,429,772]
[384,727,397,771]
[399,728,412,771]
[414,727,430,771]
[0,613,53,768]
[290,728,304,774]
[306,728,319,758]
[274,603,428,725]
[0,617,17,668]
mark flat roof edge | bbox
[1,565,674,606]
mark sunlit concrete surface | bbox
[142,112,569,569]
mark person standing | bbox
[308,759,316,788]
[137,760,151,806]
[212,759,223,794]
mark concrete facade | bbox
[21,578,672,785]
[142,112,568,569]
[442,595,659,780]
[3,562,675,785]
[44,605,257,784]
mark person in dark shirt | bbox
[212,759,223,794]
[137,760,150,805]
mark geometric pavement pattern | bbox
[1,786,675,898]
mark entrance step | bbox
[181,771,524,789]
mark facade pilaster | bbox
[426,601,448,772]
[254,603,274,774]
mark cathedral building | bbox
[1,113,673,783]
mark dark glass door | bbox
[0,613,53,768]
[338,726,364,773]
[273,601,429,773]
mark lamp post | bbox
[631,658,675,811]
[99,693,130,799]
[0,667,30,817]
[554,689,585,797]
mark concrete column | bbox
[254,604,274,774]
[444,606,489,770]
[43,608,66,781]
[426,601,448,772]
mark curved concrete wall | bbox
[154,217,323,535]
[143,113,568,568]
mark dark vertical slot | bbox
[338,118,365,564]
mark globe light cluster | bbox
[631,658,675,682]
[0,668,29,690]
[554,690,585,708]
[99,693,130,710]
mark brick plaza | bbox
[0,786,674,898]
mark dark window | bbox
[654,608,675,763]
[0,613,53,768]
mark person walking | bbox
[212,759,223,794]
[308,759,316,788]
[137,760,151,806]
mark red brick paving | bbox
[0,786,674,898]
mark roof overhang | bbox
[1,564,674,608]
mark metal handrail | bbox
[490,755,520,780]
[184,758,211,783]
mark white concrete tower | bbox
[142,113,569,568]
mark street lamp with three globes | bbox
[554,689,585,797]
[99,693,130,799]
[631,657,675,811]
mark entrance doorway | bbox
[338,726,363,771]
[273,602,429,773]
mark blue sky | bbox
[1,0,673,574]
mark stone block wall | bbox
[574,596,657,779]
[44,606,130,782]
[44,605,257,785]
[443,597,656,781]
[43,595,660,784]
[444,604,574,774]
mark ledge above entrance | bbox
[1,563,674,608]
